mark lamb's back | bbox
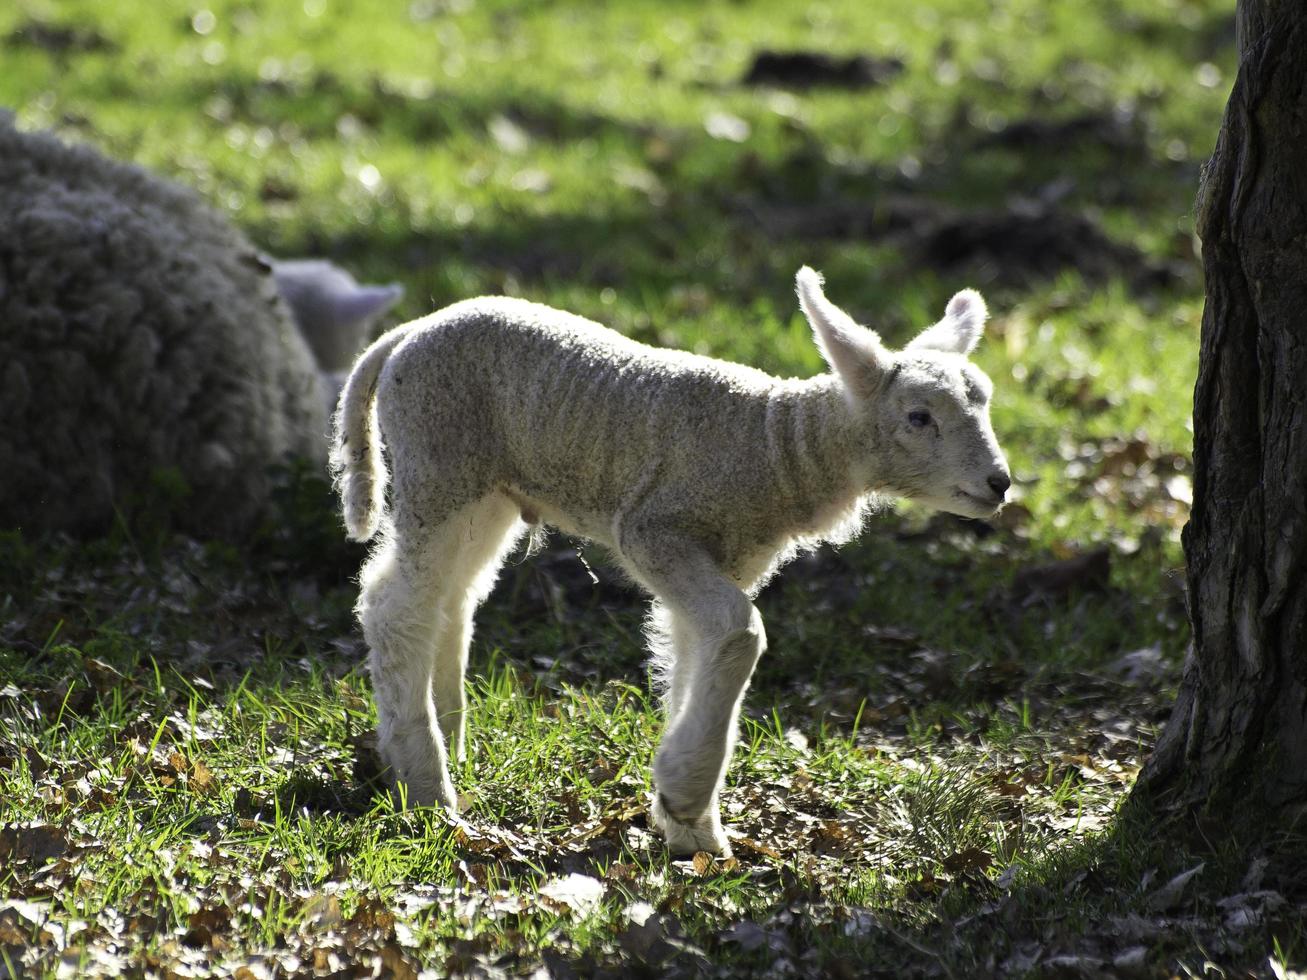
[380,297,785,532]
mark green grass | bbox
[4,0,1303,976]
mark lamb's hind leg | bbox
[430,494,526,762]
[357,495,518,810]
[625,537,766,857]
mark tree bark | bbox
[1136,0,1307,817]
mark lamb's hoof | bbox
[650,793,732,858]
[375,742,458,813]
[389,775,459,815]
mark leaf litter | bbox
[0,397,1294,978]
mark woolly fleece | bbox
[0,116,328,537]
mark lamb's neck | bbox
[764,375,871,535]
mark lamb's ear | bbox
[795,266,891,400]
[907,288,988,355]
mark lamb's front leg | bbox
[630,542,766,857]
[647,602,697,723]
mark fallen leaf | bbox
[1216,890,1285,933]
[183,906,230,949]
[1111,946,1149,973]
[300,894,343,932]
[1011,547,1111,601]
[624,902,656,927]
[720,919,768,952]
[0,908,28,945]
[379,943,418,980]
[1110,644,1169,684]
[734,837,782,860]
[813,820,855,856]
[83,657,125,693]
[906,871,943,899]
[24,746,48,779]
[0,823,68,866]
[942,847,994,874]
[190,759,217,793]
[783,728,810,754]
[991,773,1028,797]
[604,862,637,885]
[1145,862,1204,912]
[349,896,397,935]
[720,919,794,955]
[538,873,604,917]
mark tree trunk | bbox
[1136,0,1307,817]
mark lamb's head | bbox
[795,266,1010,518]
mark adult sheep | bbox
[0,115,398,538]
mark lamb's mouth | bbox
[954,487,1002,513]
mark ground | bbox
[2,0,1304,977]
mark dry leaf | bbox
[538,873,604,917]
[190,759,216,793]
[1010,547,1111,601]
[379,944,418,980]
[942,847,994,874]
[0,823,68,866]
[735,837,782,860]
[1146,862,1204,912]
[301,894,343,932]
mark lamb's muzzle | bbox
[333,267,1009,855]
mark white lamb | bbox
[331,268,1009,856]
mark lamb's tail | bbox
[329,323,412,542]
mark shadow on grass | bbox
[159,62,1207,313]
[7,512,1284,976]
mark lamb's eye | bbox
[908,410,932,428]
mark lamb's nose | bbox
[987,472,1011,500]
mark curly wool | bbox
[0,116,328,537]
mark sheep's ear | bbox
[795,266,892,399]
[907,289,988,355]
[332,283,404,325]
